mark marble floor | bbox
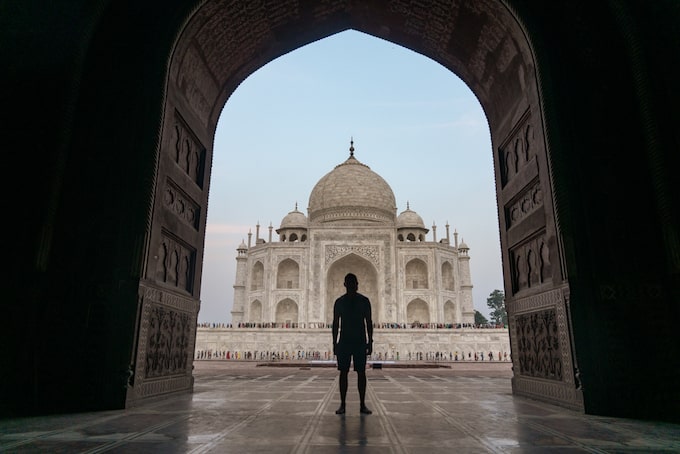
[1,361,678,453]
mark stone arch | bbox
[276,258,299,289]
[405,258,429,289]
[7,0,678,422]
[442,261,455,291]
[250,300,262,323]
[407,299,430,324]
[275,298,298,325]
[444,300,456,324]
[133,1,580,412]
[326,253,379,325]
[250,261,264,291]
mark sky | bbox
[198,30,503,323]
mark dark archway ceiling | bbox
[170,0,535,136]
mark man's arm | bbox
[365,299,373,355]
[332,300,340,354]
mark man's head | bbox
[344,273,358,293]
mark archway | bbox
[275,298,298,326]
[443,300,456,324]
[325,254,379,325]
[10,0,679,422]
[442,262,455,291]
[135,0,577,412]
[276,259,300,289]
[405,258,429,289]
[407,298,430,324]
[251,261,264,290]
[250,300,262,323]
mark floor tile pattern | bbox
[1,362,678,453]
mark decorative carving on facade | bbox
[390,1,457,53]
[499,110,535,186]
[144,304,193,378]
[509,232,551,295]
[156,233,196,293]
[163,179,200,230]
[134,284,197,394]
[139,376,193,398]
[277,255,302,265]
[171,112,206,188]
[312,206,395,224]
[508,286,576,391]
[325,245,380,266]
[508,286,563,314]
[506,179,543,229]
[512,376,583,411]
[515,308,563,381]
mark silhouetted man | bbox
[332,273,373,415]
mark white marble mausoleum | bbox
[195,141,509,358]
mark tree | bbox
[487,289,507,326]
[474,310,488,325]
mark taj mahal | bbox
[195,141,509,361]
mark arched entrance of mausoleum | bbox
[325,254,379,326]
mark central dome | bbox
[308,143,396,225]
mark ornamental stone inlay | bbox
[325,245,380,266]
[515,308,563,381]
[506,179,543,229]
[499,110,536,186]
[164,179,200,230]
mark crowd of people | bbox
[194,349,510,362]
[196,322,507,329]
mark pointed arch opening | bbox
[405,258,429,289]
[407,298,430,324]
[326,254,379,325]
[276,258,300,289]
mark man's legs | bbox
[357,371,371,414]
[336,370,348,414]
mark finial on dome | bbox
[349,137,354,157]
[295,201,298,211]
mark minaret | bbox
[231,239,248,323]
[432,222,437,242]
[255,221,260,243]
[247,229,252,249]
[454,229,459,248]
[446,221,450,244]
[457,239,475,324]
[268,222,273,243]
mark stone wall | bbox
[195,327,510,360]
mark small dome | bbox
[459,240,469,250]
[397,204,426,230]
[279,206,307,229]
[237,239,248,250]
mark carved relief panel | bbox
[499,111,536,187]
[164,179,201,230]
[131,284,197,402]
[155,232,196,294]
[506,178,543,230]
[509,231,552,294]
[171,113,206,188]
[515,309,563,380]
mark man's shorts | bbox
[336,343,368,372]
